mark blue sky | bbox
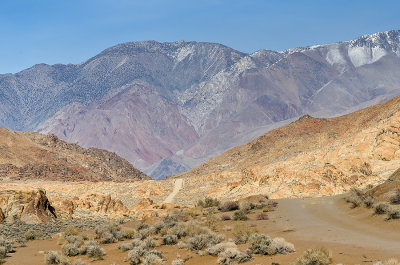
[0,0,399,74]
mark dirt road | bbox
[163,178,183,204]
[265,195,400,262]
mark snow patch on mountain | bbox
[348,46,387,67]
[326,45,346,66]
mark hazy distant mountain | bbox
[1,30,400,179]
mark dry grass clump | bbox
[291,247,332,265]
[217,248,252,265]
[197,197,221,208]
[232,224,257,244]
[219,201,239,212]
[248,234,295,255]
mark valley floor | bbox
[3,192,400,265]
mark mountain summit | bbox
[1,30,400,178]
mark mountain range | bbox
[1,30,400,179]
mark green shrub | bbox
[232,211,248,221]
[291,247,332,265]
[197,197,221,208]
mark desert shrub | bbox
[62,243,80,257]
[256,213,269,220]
[186,232,225,251]
[142,252,165,265]
[153,223,166,234]
[220,215,231,221]
[45,251,70,265]
[375,202,390,215]
[197,197,221,208]
[137,223,150,231]
[86,245,106,260]
[163,215,178,228]
[363,195,375,208]
[168,223,187,239]
[346,193,362,208]
[205,214,218,230]
[248,234,294,255]
[232,211,248,221]
[135,228,152,240]
[291,247,332,265]
[217,248,252,265]
[142,238,157,249]
[122,229,136,239]
[177,241,188,249]
[0,247,6,259]
[241,202,255,212]
[64,226,80,236]
[171,259,185,265]
[79,240,98,255]
[0,237,13,253]
[161,234,178,245]
[118,242,134,252]
[386,206,400,220]
[95,223,122,243]
[232,224,257,244]
[220,201,239,212]
[390,190,400,204]
[185,222,210,237]
[24,230,42,240]
[206,242,237,256]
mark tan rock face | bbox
[173,96,400,202]
[0,190,56,224]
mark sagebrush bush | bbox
[232,224,257,244]
[346,193,362,208]
[217,248,252,265]
[197,197,221,208]
[24,230,42,240]
[386,206,399,220]
[142,252,165,265]
[291,247,332,265]
[186,232,225,251]
[390,190,400,204]
[220,201,239,212]
[64,226,80,236]
[363,195,375,208]
[45,251,70,265]
[375,202,390,215]
[0,246,6,260]
[232,211,248,221]
[61,243,80,257]
[373,258,400,265]
[118,242,134,252]
[95,223,122,244]
[0,237,13,253]
[206,242,237,256]
[86,245,106,260]
[161,234,178,245]
[248,234,294,255]
[168,223,187,239]
[73,259,87,265]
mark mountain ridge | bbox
[1,30,400,179]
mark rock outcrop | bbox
[0,190,56,224]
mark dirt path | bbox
[272,195,400,255]
[163,178,183,204]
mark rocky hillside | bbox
[0,128,149,182]
[2,30,400,178]
[174,95,400,200]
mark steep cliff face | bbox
[0,128,150,182]
[2,31,400,178]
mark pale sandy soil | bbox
[3,194,400,265]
